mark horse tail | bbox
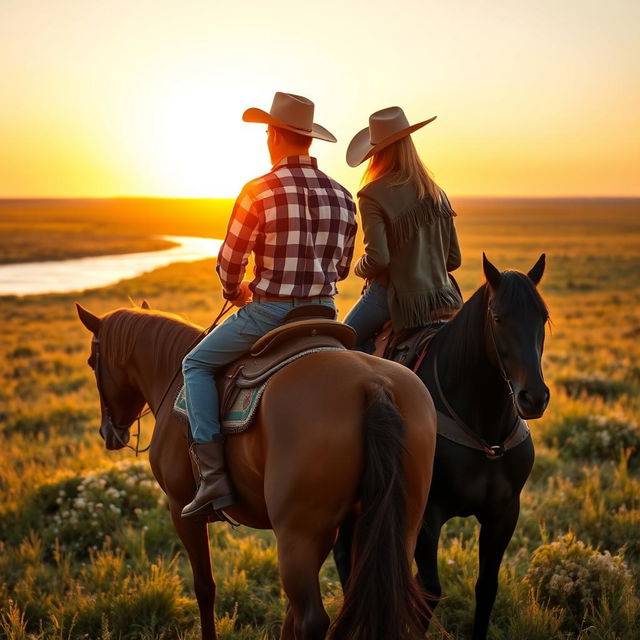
[328,383,429,640]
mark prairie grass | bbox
[0,197,638,638]
[0,199,232,264]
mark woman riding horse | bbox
[343,106,463,350]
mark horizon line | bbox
[1,194,639,201]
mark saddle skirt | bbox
[174,317,356,435]
[374,316,453,370]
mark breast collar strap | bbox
[433,352,529,459]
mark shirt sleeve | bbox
[216,187,260,300]
[353,196,390,280]
[336,214,357,281]
[446,218,462,272]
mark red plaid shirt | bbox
[216,156,357,300]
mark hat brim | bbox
[346,116,437,167]
[242,107,337,143]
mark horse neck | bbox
[125,319,199,416]
[429,287,517,442]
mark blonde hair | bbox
[362,135,441,203]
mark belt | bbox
[253,294,334,304]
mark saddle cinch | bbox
[174,305,356,434]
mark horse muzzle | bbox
[515,385,550,420]
[100,420,130,450]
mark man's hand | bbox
[230,281,253,307]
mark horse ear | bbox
[482,253,502,289]
[141,299,151,310]
[76,303,101,335]
[527,253,546,285]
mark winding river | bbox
[0,235,222,296]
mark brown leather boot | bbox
[181,439,235,518]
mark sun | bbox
[134,83,269,197]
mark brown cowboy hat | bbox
[243,92,337,143]
[346,106,437,167]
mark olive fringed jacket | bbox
[353,175,463,330]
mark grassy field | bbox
[0,199,232,264]
[0,197,639,639]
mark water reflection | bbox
[0,235,222,296]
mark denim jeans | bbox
[343,280,390,353]
[182,298,336,443]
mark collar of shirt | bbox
[272,155,318,171]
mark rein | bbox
[93,300,234,455]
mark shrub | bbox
[2,405,94,437]
[215,533,283,631]
[556,374,634,401]
[34,461,164,555]
[543,413,640,462]
[524,533,636,631]
[6,345,38,360]
[529,455,640,562]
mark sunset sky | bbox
[1,0,638,198]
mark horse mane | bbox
[436,285,486,367]
[436,270,549,367]
[99,307,202,371]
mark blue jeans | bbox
[182,298,336,443]
[343,281,390,353]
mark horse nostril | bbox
[517,387,550,417]
[517,389,534,410]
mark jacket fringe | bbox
[388,195,456,250]
[395,283,463,330]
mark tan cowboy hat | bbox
[242,92,337,143]
[346,106,437,167]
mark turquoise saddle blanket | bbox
[174,384,267,435]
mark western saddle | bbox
[218,305,356,417]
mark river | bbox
[0,235,222,296]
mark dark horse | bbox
[76,303,436,640]
[335,254,550,640]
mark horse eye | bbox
[493,314,502,324]
[87,357,95,369]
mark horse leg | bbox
[472,498,520,640]
[414,508,444,633]
[279,604,295,640]
[332,508,356,589]
[276,528,333,640]
[169,501,217,640]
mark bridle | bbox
[92,334,152,455]
[431,299,523,460]
[486,304,517,404]
[90,300,234,456]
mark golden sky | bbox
[1,0,638,198]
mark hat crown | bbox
[368,106,411,144]
[270,92,314,132]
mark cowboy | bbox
[181,92,357,518]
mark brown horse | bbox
[76,303,437,640]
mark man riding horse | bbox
[181,92,357,518]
